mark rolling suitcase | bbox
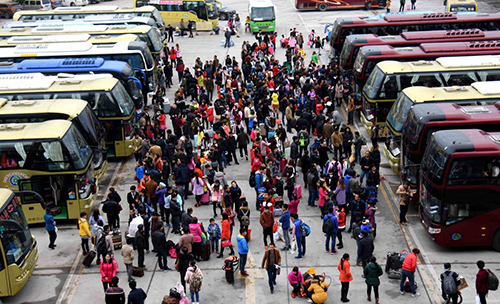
[200,242,210,261]
[132,266,145,277]
[294,184,302,198]
[82,250,96,267]
[112,228,122,250]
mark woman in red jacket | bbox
[217,213,235,258]
[100,253,118,291]
[337,205,346,249]
[338,253,353,303]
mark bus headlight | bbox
[252,26,259,29]
[428,227,441,234]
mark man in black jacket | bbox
[152,223,171,271]
[237,127,250,160]
[175,160,191,200]
[170,194,182,234]
[359,151,374,186]
[358,230,374,271]
[135,224,147,268]
[227,134,239,165]
[290,136,300,166]
[102,194,120,229]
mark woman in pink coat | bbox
[191,172,206,207]
[189,217,203,261]
[99,253,118,291]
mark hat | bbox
[361,229,369,236]
[159,182,166,188]
[151,211,159,216]
[362,219,370,225]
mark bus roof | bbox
[248,0,274,7]
[0,98,89,118]
[401,82,500,100]
[412,102,500,124]
[0,120,72,140]
[0,34,139,45]
[0,73,118,91]
[0,58,130,72]
[0,24,153,35]
[0,188,13,204]
[432,129,500,154]
[4,16,155,28]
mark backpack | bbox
[300,220,311,237]
[189,269,203,292]
[322,215,334,234]
[249,171,257,187]
[487,269,499,291]
[241,215,250,227]
[96,234,107,254]
[442,272,458,295]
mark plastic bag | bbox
[290,239,297,254]
[180,297,191,304]
[175,282,186,298]
[476,295,481,304]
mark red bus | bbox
[330,12,500,53]
[353,41,500,88]
[420,129,500,250]
[295,0,384,11]
[402,102,500,197]
[339,29,500,71]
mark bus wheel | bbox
[365,1,372,9]
[318,3,328,11]
[493,229,500,251]
[70,2,76,5]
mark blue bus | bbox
[0,58,144,109]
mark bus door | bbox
[17,177,46,223]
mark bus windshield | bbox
[340,39,353,66]
[147,28,162,53]
[75,105,105,146]
[62,124,92,170]
[420,178,442,224]
[0,195,32,266]
[251,7,274,21]
[387,93,413,132]
[363,66,384,99]
[421,137,447,185]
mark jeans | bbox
[263,226,273,247]
[81,237,89,252]
[400,204,408,223]
[325,232,337,252]
[334,146,342,160]
[267,267,277,291]
[348,111,354,125]
[172,215,181,233]
[107,215,117,229]
[239,146,248,158]
[308,187,316,206]
[182,183,189,199]
[283,227,290,249]
[125,263,133,282]
[161,206,170,224]
[225,37,231,48]
[157,250,168,270]
[48,230,57,248]
[240,253,247,274]
[356,241,360,263]
[190,291,199,303]
[296,236,306,257]
[355,148,361,164]
[138,249,145,267]
[211,238,219,252]
[400,269,416,294]
[360,170,369,186]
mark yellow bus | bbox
[0,98,107,182]
[135,0,219,30]
[0,73,136,158]
[446,0,477,12]
[0,33,140,47]
[0,120,96,224]
[13,5,166,29]
[0,24,163,59]
[0,188,38,296]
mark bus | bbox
[0,58,144,110]
[0,33,141,46]
[13,5,166,30]
[339,29,500,71]
[295,0,384,11]
[0,41,156,95]
[353,41,500,88]
[134,0,218,30]
[0,24,163,60]
[5,15,159,29]
[0,98,107,182]
[361,56,500,136]
[0,120,96,224]
[248,0,275,33]
[402,101,500,199]
[329,12,500,53]
[0,189,38,296]
[419,129,500,250]
[0,73,136,158]
[446,0,477,13]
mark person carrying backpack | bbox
[322,207,339,254]
[441,263,460,304]
[185,260,203,304]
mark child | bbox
[135,161,144,182]
[360,218,371,236]
[207,218,221,254]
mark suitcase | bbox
[259,123,266,136]
[225,266,234,284]
[132,266,144,277]
[82,250,96,267]
[200,242,210,261]
[294,184,302,198]
[201,191,210,204]
[112,228,122,250]
[280,158,287,171]
[247,228,251,241]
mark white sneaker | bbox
[412,293,420,298]
[400,291,405,295]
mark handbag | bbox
[221,240,232,248]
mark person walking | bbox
[207,218,221,254]
[279,204,291,251]
[396,182,412,225]
[261,243,282,294]
[237,228,249,276]
[323,207,339,254]
[260,205,274,248]
[288,266,304,298]
[224,28,232,48]
[358,230,374,270]
[364,256,383,304]
[152,223,171,271]
[400,248,420,297]
[347,92,355,125]
[44,209,57,250]
[399,0,406,11]
[135,224,147,268]
[338,253,353,303]
[292,213,306,259]
[121,238,134,282]
[441,263,460,304]
[78,211,91,255]
[411,0,416,9]
[386,0,391,12]
[476,260,488,304]
[100,253,118,292]
[217,213,235,258]
[189,217,203,261]
[105,276,125,304]
[102,193,121,229]
[185,260,203,304]
[127,280,147,304]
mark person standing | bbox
[352,132,366,164]
[189,217,203,261]
[441,263,460,304]
[261,243,281,294]
[237,229,249,276]
[396,182,412,225]
[386,0,391,12]
[44,209,57,250]
[102,194,120,229]
[476,260,488,304]
[167,24,174,43]
[399,0,406,11]
[217,213,235,258]
[105,276,125,304]
[279,204,291,251]
[121,238,134,282]
[411,0,416,9]
[358,230,374,270]
[292,214,306,259]
[331,129,343,161]
[135,224,147,269]
[152,223,171,271]
[127,280,147,304]
[323,207,339,254]
[338,253,353,303]
[359,151,374,186]
[78,211,91,255]
[224,28,232,48]
[100,253,118,292]
[364,256,383,304]
[180,19,185,37]
[185,260,203,304]
[260,206,274,248]
[347,92,355,125]
[400,248,420,297]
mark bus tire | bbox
[70,2,76,5]
[318,3,328,11]
[3,12,10,19]
[365,1,372,9]
[493,230,500,251]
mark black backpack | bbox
[96,234,107,253]
[442,272,458,295]
[487,269,499,291]
[322,215,334,234]
[249,171,257,187]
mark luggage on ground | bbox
[82,250,96,267]
[200,242,210,261]
[132,266,145,277]
[385,252,402,279]
[294,184,302,198]
[111,228,122,250]
[223,255,239,284]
